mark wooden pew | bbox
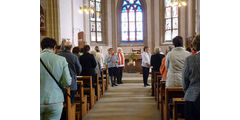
[159,80,166,120]
[153,72,161,101]
[99,70,106,95]
[62,87,75,120]
[164,87,184,120]
[77,76,95,109]
[172,98,185,120]
[102,68,109,90]
[156,75,162,109]
[94,73,101,101]
[75,81,88,120]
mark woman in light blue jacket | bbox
[40,38,72,120]
[106,48,119,87]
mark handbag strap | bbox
[40,58,71,98]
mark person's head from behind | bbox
[172,36,183,47]
[72,47,80,54]
[118,48,123,53]
[95,46,100,52]
[41,37,57,51]
[192,34,200,51]
[108,48,114,55]
[154,48,161,55]
[64,41,72,51]
[144,46,149,52]
[83,45,90,53]
[186,47,191,53]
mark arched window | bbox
[90,0,102,42]
[164,0,178,42]
[121,0,143,42]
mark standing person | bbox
[160,46,174,81]
[79,45,97,88]
[117,48,125,84]
[95,46,104,69]
[106,48,119,87]
[57,41,82,103]
[142,46,151,87]
[165,36,191,87]
[90,50,102,96]
[182,34,200,120]
[72,47,81,58]
[150,48,165,96]
[40,37,72,120]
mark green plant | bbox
[129,52,137,62]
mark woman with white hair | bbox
[150,47,165,96]
[117,47,125,84]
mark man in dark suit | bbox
[150,47,165,96]
[57,41,82,103]
[182,34,200,120]
[79,45,97,94]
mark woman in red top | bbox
[160,46,173,80]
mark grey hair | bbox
[117,47,123,52]
[154,48,161,54]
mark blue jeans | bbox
[40,104,63,120]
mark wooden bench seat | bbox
[165,87,184,120]
[153,72,161,101]
[159,80,166,120]
[102,68,109,90]
[172,98,185,120]
[75,81,88,120]
[77,76,95,109]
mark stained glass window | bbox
[90,0,102,42]
[165,0,178,42]
[121,0,143,42]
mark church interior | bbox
[40,0,200,120]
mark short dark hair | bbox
[186,47,191,52]
[108,48,113,51]
[83,45,90,53]
[41,37,57,50]
[95,46,100,52]
[172,36,183,47]
[192,34,200,51]
[64,45,72,50]
[72,47,80,54]
[143,46,148,51]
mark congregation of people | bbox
[143,35,200,120]
[40,37,126,119]
[40,34,200,120]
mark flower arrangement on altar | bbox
[127,52,137,66]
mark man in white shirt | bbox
[141,46,151,87]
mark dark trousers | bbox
[70,90,77,104]
[142,67,150,85]
[117,67,123,84]
[151,70,156,96]
[108,67,118,85]
[184,95,200,120]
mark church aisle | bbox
[83,82,160,120]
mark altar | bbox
[123,54,142,73]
